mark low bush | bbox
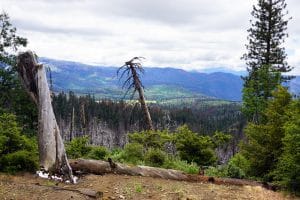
[174,125,217,166]
[228,153,250,175]
[144,148,166,167]
[205,166,228,177]
[0,150,38,173]
[163,156,199,174]
[0,113,38,173]
[128,130,172,150]
[66,136,92,158]
[108,148,124,162]
[87,146,109,160]
[227,162,246,179]
[120,143,144,164]
[225,153,250,179]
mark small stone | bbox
[119,195,125,199]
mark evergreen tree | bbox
[241,86,291,179]
[0,12,37,135]
[274,99,300,193]
[242,65,281,123]
[0,12,27,65]
[242,0,291,123]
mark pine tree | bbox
[0,12,27,65]
[241,86,291,178]
[242,0,292,123]
[0,12,37,135]
[274,99,300,193]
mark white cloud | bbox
[1,0,300,74]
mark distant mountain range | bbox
[39,57,300,101]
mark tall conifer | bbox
[242,0,291,123]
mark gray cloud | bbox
[1,0,300,74]
[12,19,112,37]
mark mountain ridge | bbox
[39,57,300,101]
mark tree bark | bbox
[69,159,274,189]
[70,159,187,180]
[130,65,153,130]
[17,51,74,183]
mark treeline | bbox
[52,91,245,143]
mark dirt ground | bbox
[0,173,298,200]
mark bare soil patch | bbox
[0,173,298,200]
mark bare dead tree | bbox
[117,57,153,130]
[70,106,75,141]
[17,51,74,183]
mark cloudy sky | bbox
[1,0,300,73]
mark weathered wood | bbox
[70,159,188,180]
[34,183,103,199]
[52,187,103,199]
[119,57,153,130]
[70,159,275,190]
[17,51,74,183]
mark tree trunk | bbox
[69,159,274,189]
[17,51,74,182]
[131,66,153,130]
[70,159,188,180]
[137,85,153,130]
[70,106,75,141]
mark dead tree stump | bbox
[17,51,74,183]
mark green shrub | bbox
[205,154,250,179]
[129,130,172,150]
[227,162,246,179]
[0,150,38,173]
[205,166,228,177]
[228,153,250,176]
[272,100,300,194]
[121,143,144,164]
[87,146,109,160]
[174,125,217,166]
[0,113,38,173]
[144,148,166,167]
[108,148,124,162]
[66,136,92,158]
[212,131,232,148]
[163,156,199,174]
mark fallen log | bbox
[33,182,102,199]
[52,187,103,199]
[69,159,273,189]
[70,159,188,181]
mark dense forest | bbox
[52,91,245,149]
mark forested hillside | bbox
[1,0,300,198]
[41,57,243,101]
[41,57,300,102]
[52,92,244,152]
